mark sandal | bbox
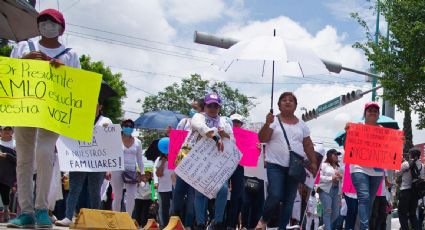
[255,219,266,230]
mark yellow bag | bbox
[174,144,191,166]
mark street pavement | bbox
[0,223,68,229]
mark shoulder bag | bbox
[276,115,306,183]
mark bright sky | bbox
[29,0,424,149]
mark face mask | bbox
[38,20,62,38]
[122,127,134,136]
[189,109,197,118]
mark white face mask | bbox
[38,20,62,38]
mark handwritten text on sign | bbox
[57,124,123,172]
[343,123,404,170]
[175,138,241,199]
[0,57,102,141]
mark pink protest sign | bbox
[342,164,383,195]
[314,171,320,185]
[233,127,261,167]
[168,129,188,170]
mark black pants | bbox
[132,199,153,227]
[369,195,387,230]
[159,191,172,227]
[398,189,420,230]
[0,183,11,206]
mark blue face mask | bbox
[122,127,134,136]
[189,109,197,118]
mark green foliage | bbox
[79,55,126,123]
[142,74,255,117]
[0,44,12,57]
[140,74,256,148]
[352,0,425,128]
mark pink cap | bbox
[38,9,65,30]
[364,101,380,110]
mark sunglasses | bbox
[206,103,220,109]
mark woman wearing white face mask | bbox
[8,9,80,229]
[109,119,144,217]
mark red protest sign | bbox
[343,123,404,170]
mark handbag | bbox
[122,170,139,184]
[244,177,261,194]
[276,115,306,183]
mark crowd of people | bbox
[0,7,424,230]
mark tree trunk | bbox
[403,106,414,152]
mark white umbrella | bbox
[0,0,39,41]
[214,31,328,113]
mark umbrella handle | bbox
[270,108,273,114]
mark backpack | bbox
[411,161,425,199]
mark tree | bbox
[142,74,255,117]
[79,55,126,123]
[140,74,256,148]
[0,44,12,57]
[352,0,425,129]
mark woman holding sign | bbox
[346,102,385,230]
[8,9,80,229]
[255,92,317,230]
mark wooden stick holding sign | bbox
[343,123,404,170]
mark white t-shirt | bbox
[154,157,173,192]
[95,116,112,126]
[0,139,16,149]
[11,39,80,68]
[123,138,144,172]
[265,118,310,167]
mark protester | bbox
[0,127,16,223]
[110,119,144,216]
[398,147,424,230]
[227,113,245,230]
[133,170,153,227]
[317,149,342,230]
[154,138,173,228]
[241,145,265,229]
[256,92,317,229]
[8,9,81,228]
[305,189,319,230]
[193,93,234,229]
[176,99,204,131]
[55,103,112,226]
[369,172,390,230]
[344,102,385,230]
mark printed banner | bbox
[168,129,189,169]
[0,57,102,141]
[343,123,404,170]
[342,164,383,195]
[175,138,241,199]
[57,124,123,172]
[233,127,260,167]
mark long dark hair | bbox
[325,151,340,168]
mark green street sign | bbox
[316,96,341,114]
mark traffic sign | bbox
[316,96,341,114]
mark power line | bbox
[125,82,155,95]
[65,31,214,63]
[67,23,214,55]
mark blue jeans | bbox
[241,177,264,229]
[350,172,382,230]
[65,172,104,220]
[172,176,195,227]
[194,183,228,225]
[227,165,244,228]
[183,186,195,227]
[261,163,299,229]
[319,184,340,230]
[344,194,358,230]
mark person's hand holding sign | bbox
[22,51,49,60]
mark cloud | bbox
[162,0,225,24]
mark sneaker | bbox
[35,209,52,228]
[7,212,35,228]
[48,214,57,223]
[55,217,72,227]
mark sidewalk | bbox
[0,223,68,229]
